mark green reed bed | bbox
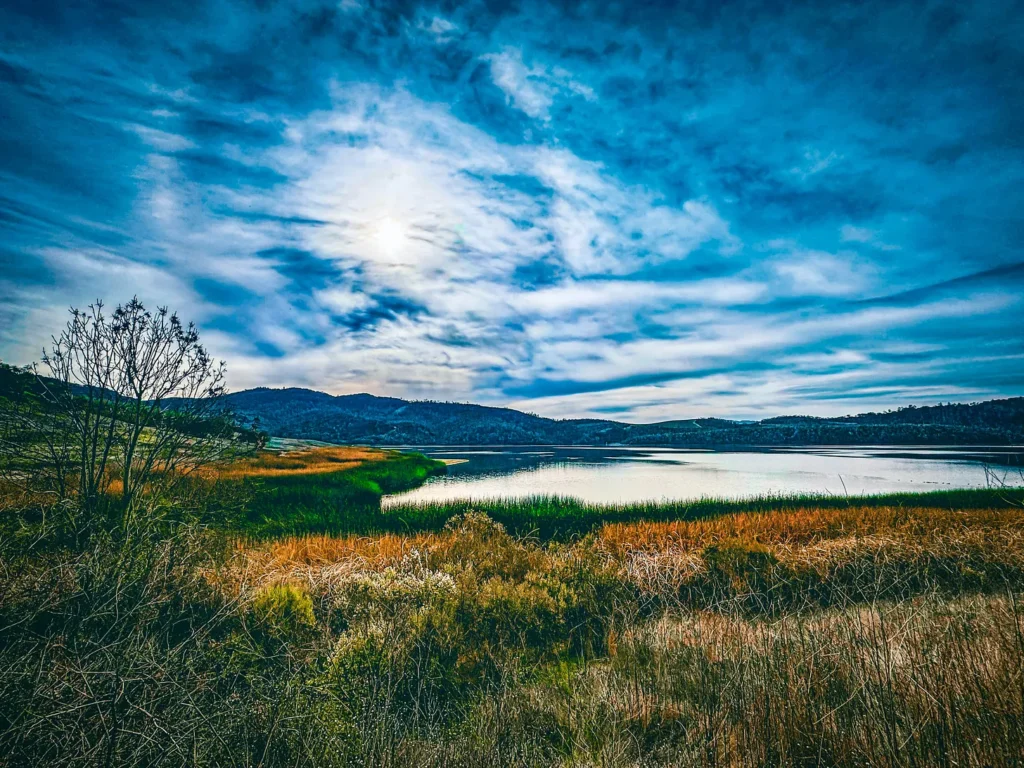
[219,451,447,537]
[383,486,1024,538]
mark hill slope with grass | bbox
[217,386,1024,446]
[199,444,447,536]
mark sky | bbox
[1,0,1022,422]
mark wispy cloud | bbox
[0,0,1021,418]
[482,47,595,122]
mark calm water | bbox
[383,446,1024,506]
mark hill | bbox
[218,387,1024,446]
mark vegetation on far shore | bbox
[215,385,1024,447]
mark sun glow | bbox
[372,216,407,257]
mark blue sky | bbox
[1,0,1022,421]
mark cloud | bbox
[513,278,766,316]
[482,47,596,122]
[791,148,842,179]
[769,249,872,297]
[415,15,460,43]
[0,0,1021,419]
[840,224,900,251]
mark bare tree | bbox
[0,297,257,527]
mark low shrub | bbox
[252,582,317,638]
[6,494,1023,767]
[690,539,792,613]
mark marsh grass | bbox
[209,502,1024,767]
[0,444,445,543]
[3,481,1024,765]
[204,445,383,479]
[242,504,1024,616]
[194,446,447,537]
[492,595,1024,767]
[382,487,1024,538]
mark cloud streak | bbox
[0,0,1021,420]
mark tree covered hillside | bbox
[219,387,1024,446]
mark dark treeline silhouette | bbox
[209,387,1024,446]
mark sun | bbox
[372,216,407,256]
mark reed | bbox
[4,473,1023,766]
[205,447,447,537]
[383,487,1024,538]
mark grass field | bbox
[206,444,386,479]
[2,442,1023,766]
[211,499,1024,766]
[381,486,1024,537]
[202,444,447,536]
[242,501,1024,614]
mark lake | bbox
[382,446,1024,506]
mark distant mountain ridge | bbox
[219,387,1024,447]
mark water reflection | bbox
[384,446,1024,506]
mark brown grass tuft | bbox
[594,504,1024,555]
[202,445,385,480]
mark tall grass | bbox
[490,595,1024,767]
[209,448,446,537]
[242,504,1024,614]
[3,474,1023,765]
[383,487,1024,538]
[219,506,1024,766]
[204,445,382,479]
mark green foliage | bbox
[693,539,789,613]
[0,361,39,401]
[322,512,630,688]
[222,451,446,537]
[252,583,317,638]
[384,487,1024,539]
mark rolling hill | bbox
[220,387,1024,447]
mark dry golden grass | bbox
[235,504,1024,578]
[257,530,437,567]
[219,518,559,620]
[548,593,1024,766]
[227,504,1024,615]
[220,529,446,599]
[593,506,1024,602]
[593,504,1024,555]
[202,445,385,480]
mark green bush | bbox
[689,539,792,613]
[433,511,542,580]
[703,539,779,585]
[252,583,317,638]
